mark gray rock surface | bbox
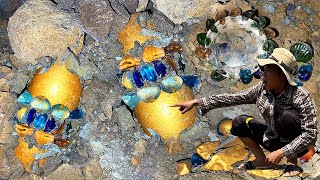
[7,0,84,64]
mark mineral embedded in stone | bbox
[290,42,313,63]
[140,65,157,82]
[142,45,165,62]
[190,153,207,167]
[33,114,48,129]
[195,47,212,59]
[18,107,28,123]
[26,109,37,125]
[298,63,313,82]
[34,130,54,145]
[121,71,135,90]
[215,10,228,21]
[161,76,183,93]
[50,104,70,120]
[164,42,183,53]
[239,68,253,84]
[206,19,218,33]
[121,92,140,109]
[263,40,278,53]
[44,118,56,132]
[17,91,33,105]
[263,28,278,39]
[30,96,51,111]
[211,69,227,82]
[153,60,167,77]
[242,9,257,19]
[253,69,262,79]
[181,75,199,88]
[177,159,192,175]
[137,86,161,103]
[132,70,144,88]
[229,7,242,17]
[69,108,84,119]
[197,33,211,46]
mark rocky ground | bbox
[1,0,320,179]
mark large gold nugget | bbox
[134,85,196,141]
[28,64,82,111]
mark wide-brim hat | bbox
[257,48,298,86]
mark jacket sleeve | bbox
[198,82,263,115]
[281,91,317,159]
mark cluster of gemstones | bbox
[194,7,314,85]
[119,43,200,109]
[15,91,84,147]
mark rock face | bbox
[7,0,84,64]
[0,0,26,20]
[151,0,251,24]
[79,0,115,42]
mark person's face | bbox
[262,64,286,92]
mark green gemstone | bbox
[263,40,279,53]
[252,16,269,29]
[197,33,212,46]
[290,42,313,63]
[206,19,218,33]
[211,69,227,82]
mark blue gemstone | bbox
[140,65,157,82]
[298,63,313,82]
[44,118,56,132]
[182,75,199,88]
[17,91,33,105]
[253,69,262,79]
[258,53,269,59]
[191,153,207,167]
[239,68,253,84]
[69,109,84,119]
[33,114,48,129]
[26,109,37,125]
[121,92,140,109]
[132,70,144,88]
[153,60,167,77]
[218,43,230,53]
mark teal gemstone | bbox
[137,86,161,103]
[206,19,218,33]
[50,104,70,120]
[121,92,140,109]
[161,76,183,93]
[211,69,227,82]
[197,33,212,46]
[17,91,33,105]
[263,40,278,54]
[30,96,51,111]
[290,42,313,63]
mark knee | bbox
[232,115,247,127]
[231,115,249,137]
[280,109,300,127]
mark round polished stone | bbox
[239,68,253,84]
[290,42,313,63]
[206,19,218,32]
[197,33,212,46]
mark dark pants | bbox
[230,109,307,157]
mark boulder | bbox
[7,0,84,64]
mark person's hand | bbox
[170,99,199,114]
[265,149,285,166]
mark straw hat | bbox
[257,48,298,86]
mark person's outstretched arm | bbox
[172,81,263,115]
